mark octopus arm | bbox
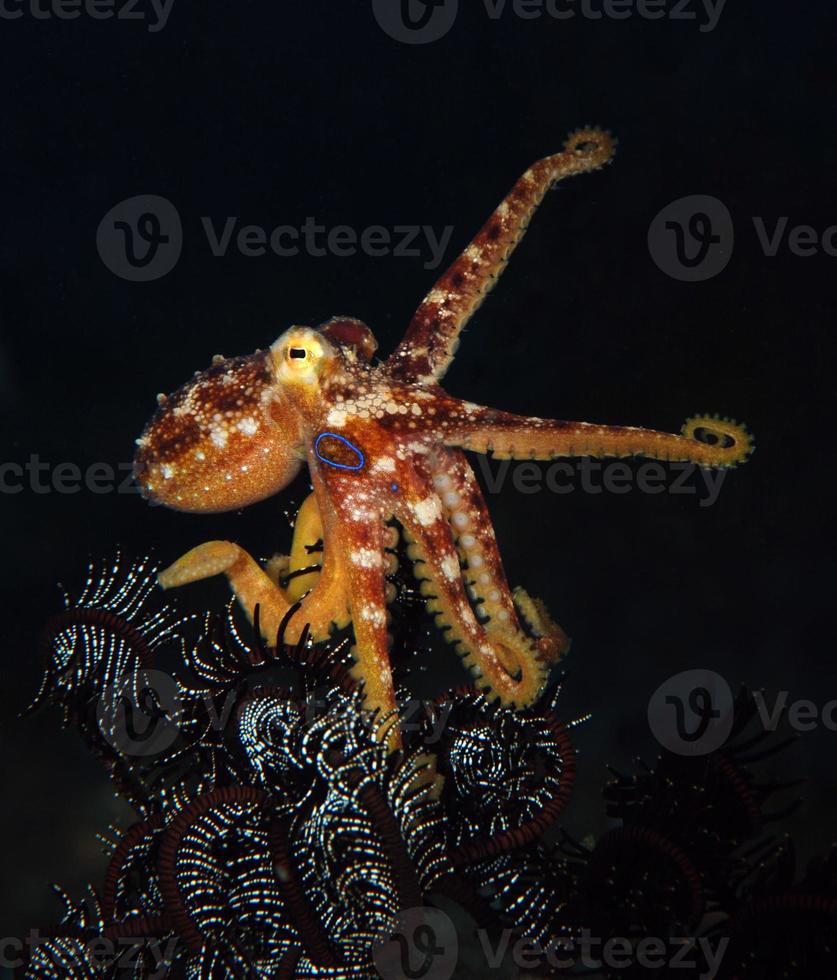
[274,490,325,603]
[392,455,558,709]
[388,128,616,385]
[312,462,401,749]
[157,471,351,645]
[427,447,569,665]
[442,407,754,468]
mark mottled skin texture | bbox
[134,129,753,750]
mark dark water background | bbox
[1,0,835,952]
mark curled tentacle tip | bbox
[563,127,618,169]
[681,413,755,468]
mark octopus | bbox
[134,128,752,750]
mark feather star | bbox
[133,128,752,750]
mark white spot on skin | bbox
[372,456,396,473]
[351,548,383,570]
[359,606,386,626]
[161,464,175,480]
[237,417,258,436]
[441,555,460,580]
[413,496,442,527]
[210,426,228,449]
[326,407,348,428]
[404,441,430,456]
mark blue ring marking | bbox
[314,432,365,471]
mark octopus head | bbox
[133,343,308,514]
[134,318,377,514]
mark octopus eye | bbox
[284,344,316,372]
[271,328,329,380]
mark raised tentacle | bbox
[388,128,616,384]
[443,405,754,468]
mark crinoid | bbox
[22,557,452,977]
[23,558,834,978]
[24,553,193,808]
[719,838,837,978]
[27,553,186,718]
[549,688,806,979]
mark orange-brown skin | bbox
[134,129,753,750]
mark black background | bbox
[2,0,835,949]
